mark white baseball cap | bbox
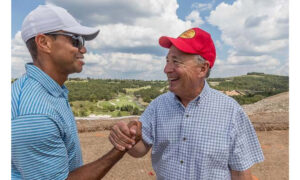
[21,4,99,42]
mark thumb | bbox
[128,120,142,141]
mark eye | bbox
[71,37,79,47]
[173,60,181,65]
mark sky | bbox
[11,0,289,80]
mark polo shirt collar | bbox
[26,63,68,98]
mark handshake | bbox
[109,120,142,152]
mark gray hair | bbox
[194,55,211,78]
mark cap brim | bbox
[63,25,100,41]
[159,36,197,54]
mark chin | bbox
[75,66,83,73]
[76,69,83,73]
[169,87,177,94]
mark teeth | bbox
[168,78,178,81]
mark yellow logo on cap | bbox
[179,29,195,38]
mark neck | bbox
[177,80,205,107]
[34,59,67,86]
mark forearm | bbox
[231,169,253,180]
[67,148,125,180]
[127,140,151,158]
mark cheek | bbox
[183,70,199,84]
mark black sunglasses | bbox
[46,32,85,49]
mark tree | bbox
[132,107,140,115]
[117,111,122,117]
[89,94,97,102]
[79,110,88,117]
[143,96,151,103]
[120,105,134,112]
[89,106,95,112]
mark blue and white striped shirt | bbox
[11,63,83,180]
[140,80,264,180]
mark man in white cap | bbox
[109,28,264,179]
[11,4,141,179]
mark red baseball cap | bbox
[159,27,216,68]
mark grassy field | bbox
[71,93,144,117]
[124,86,151,93]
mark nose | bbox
[79,46,87,54]
[164,62,174,74]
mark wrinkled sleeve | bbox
[12,114,69,180]
[228,108,264,171]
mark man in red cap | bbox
[109,27,264,179]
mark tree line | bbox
[65,78,166,102]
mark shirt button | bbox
[183,137,186,141]
[180,160,184,164]
[185,114,189,118]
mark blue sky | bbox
[11,0,289,80]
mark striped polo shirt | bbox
[140,80,264,179]
[11,63,83,180]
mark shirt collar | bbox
[26,63,68,98]
[172,80,211,105]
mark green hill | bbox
[12,73,289,116]
[207,73,288,104]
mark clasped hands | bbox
[109,120,142,151]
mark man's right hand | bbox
[109,120,142,151]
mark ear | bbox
[198,62,210,78]
[35,34,52,54]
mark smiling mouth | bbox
[168,78,179,82]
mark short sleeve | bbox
[12,114,69,179]
[139,102,156,146]
[228,108,264,171]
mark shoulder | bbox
[12,76,58,116]
[149,91,173,105]
[12,75,46,97]
[143,92,175,112]
[207,87,241,107]
[12,75,28,93]
[140,92,172,115]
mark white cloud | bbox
[215,40,223,50]
[207,0,288,56]
[207,0,288,77]
[45,0,194,52]
[73,52,166,80]
[192,2,214,11]
[185,11,204,27]
[11,31,167,79]
[212,54,285,77]
[46,0,167,25]
[11,31,32,78]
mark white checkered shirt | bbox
[140,81,264,180]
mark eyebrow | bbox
[166,55,178,59]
